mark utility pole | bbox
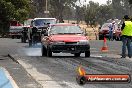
[44,0,49,17]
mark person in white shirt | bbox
[108,21,115,41]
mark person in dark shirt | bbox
[121,22,125,30]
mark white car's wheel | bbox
[74,53,81,57]
[47,47,52,57]
[85,50,90,57]
[42,45,47,56]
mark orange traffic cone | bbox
[101,37,108,52]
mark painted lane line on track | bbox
[16,59,62,88]
[90,55,103,58]
[0,67,19,88]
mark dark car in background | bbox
[29,18,57,45]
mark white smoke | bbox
[19,43,42,56]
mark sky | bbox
[81,0,109,5]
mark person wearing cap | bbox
[121,15,132,58]
[108,20,115,41]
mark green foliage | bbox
[129,0,132,4]
[112,0,130,19]
[0,0,31,33]
[97,4,114,25]
[75,6,85,24]
[49,0,78,22]
[0,0,15,21]
[84,1,100,26]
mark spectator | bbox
[115,26,121,40]
[108,21,115,41]
[121,15,132,58]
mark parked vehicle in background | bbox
[8,20,23,39]
[41,23,90,57]
[28,18,57,46]
[99,19,122,41]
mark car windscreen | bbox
[49,25,83,35]
[34,19,56,26]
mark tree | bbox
[31,0,46,18]
[0,0,15,33]
[84,0,114,26]
[75,6,85,24]
[0,0,31,34]
[128,0,132,15]
[112,0,129,19]
[63,6,73,22]
[97,4,114,25]
[49,0,78,22]
[84,1,99,26]
[5,0,31,22]
[129,0,132,4]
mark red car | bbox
[41,23,90,57]
[99,23,121,40]
[9,20,23,39]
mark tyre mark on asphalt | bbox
[55,56,125,74]
[14,55,132,88]
[92,56,132,70]
[17,56,84,88]
[52,56,132,88]
[82,57,132,73]
[37,56,110,88]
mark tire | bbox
[21,37,24,43]
[85,50,90,57]
[29,40,32,47]
[23,36,26,43]
[115,36,121,41]
[11,36,14,39]
[115,37,119,41]
[17,36,20,39]
[99,35,103,40]
[23,38,26,43]
[42,45,47,56]
[76,76,87,85]
[74,53,81,57]
[47,47,52,57]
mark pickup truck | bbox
[9,20,23,39]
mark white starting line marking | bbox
[90,55,103,58]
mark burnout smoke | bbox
[24,43,42,56]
